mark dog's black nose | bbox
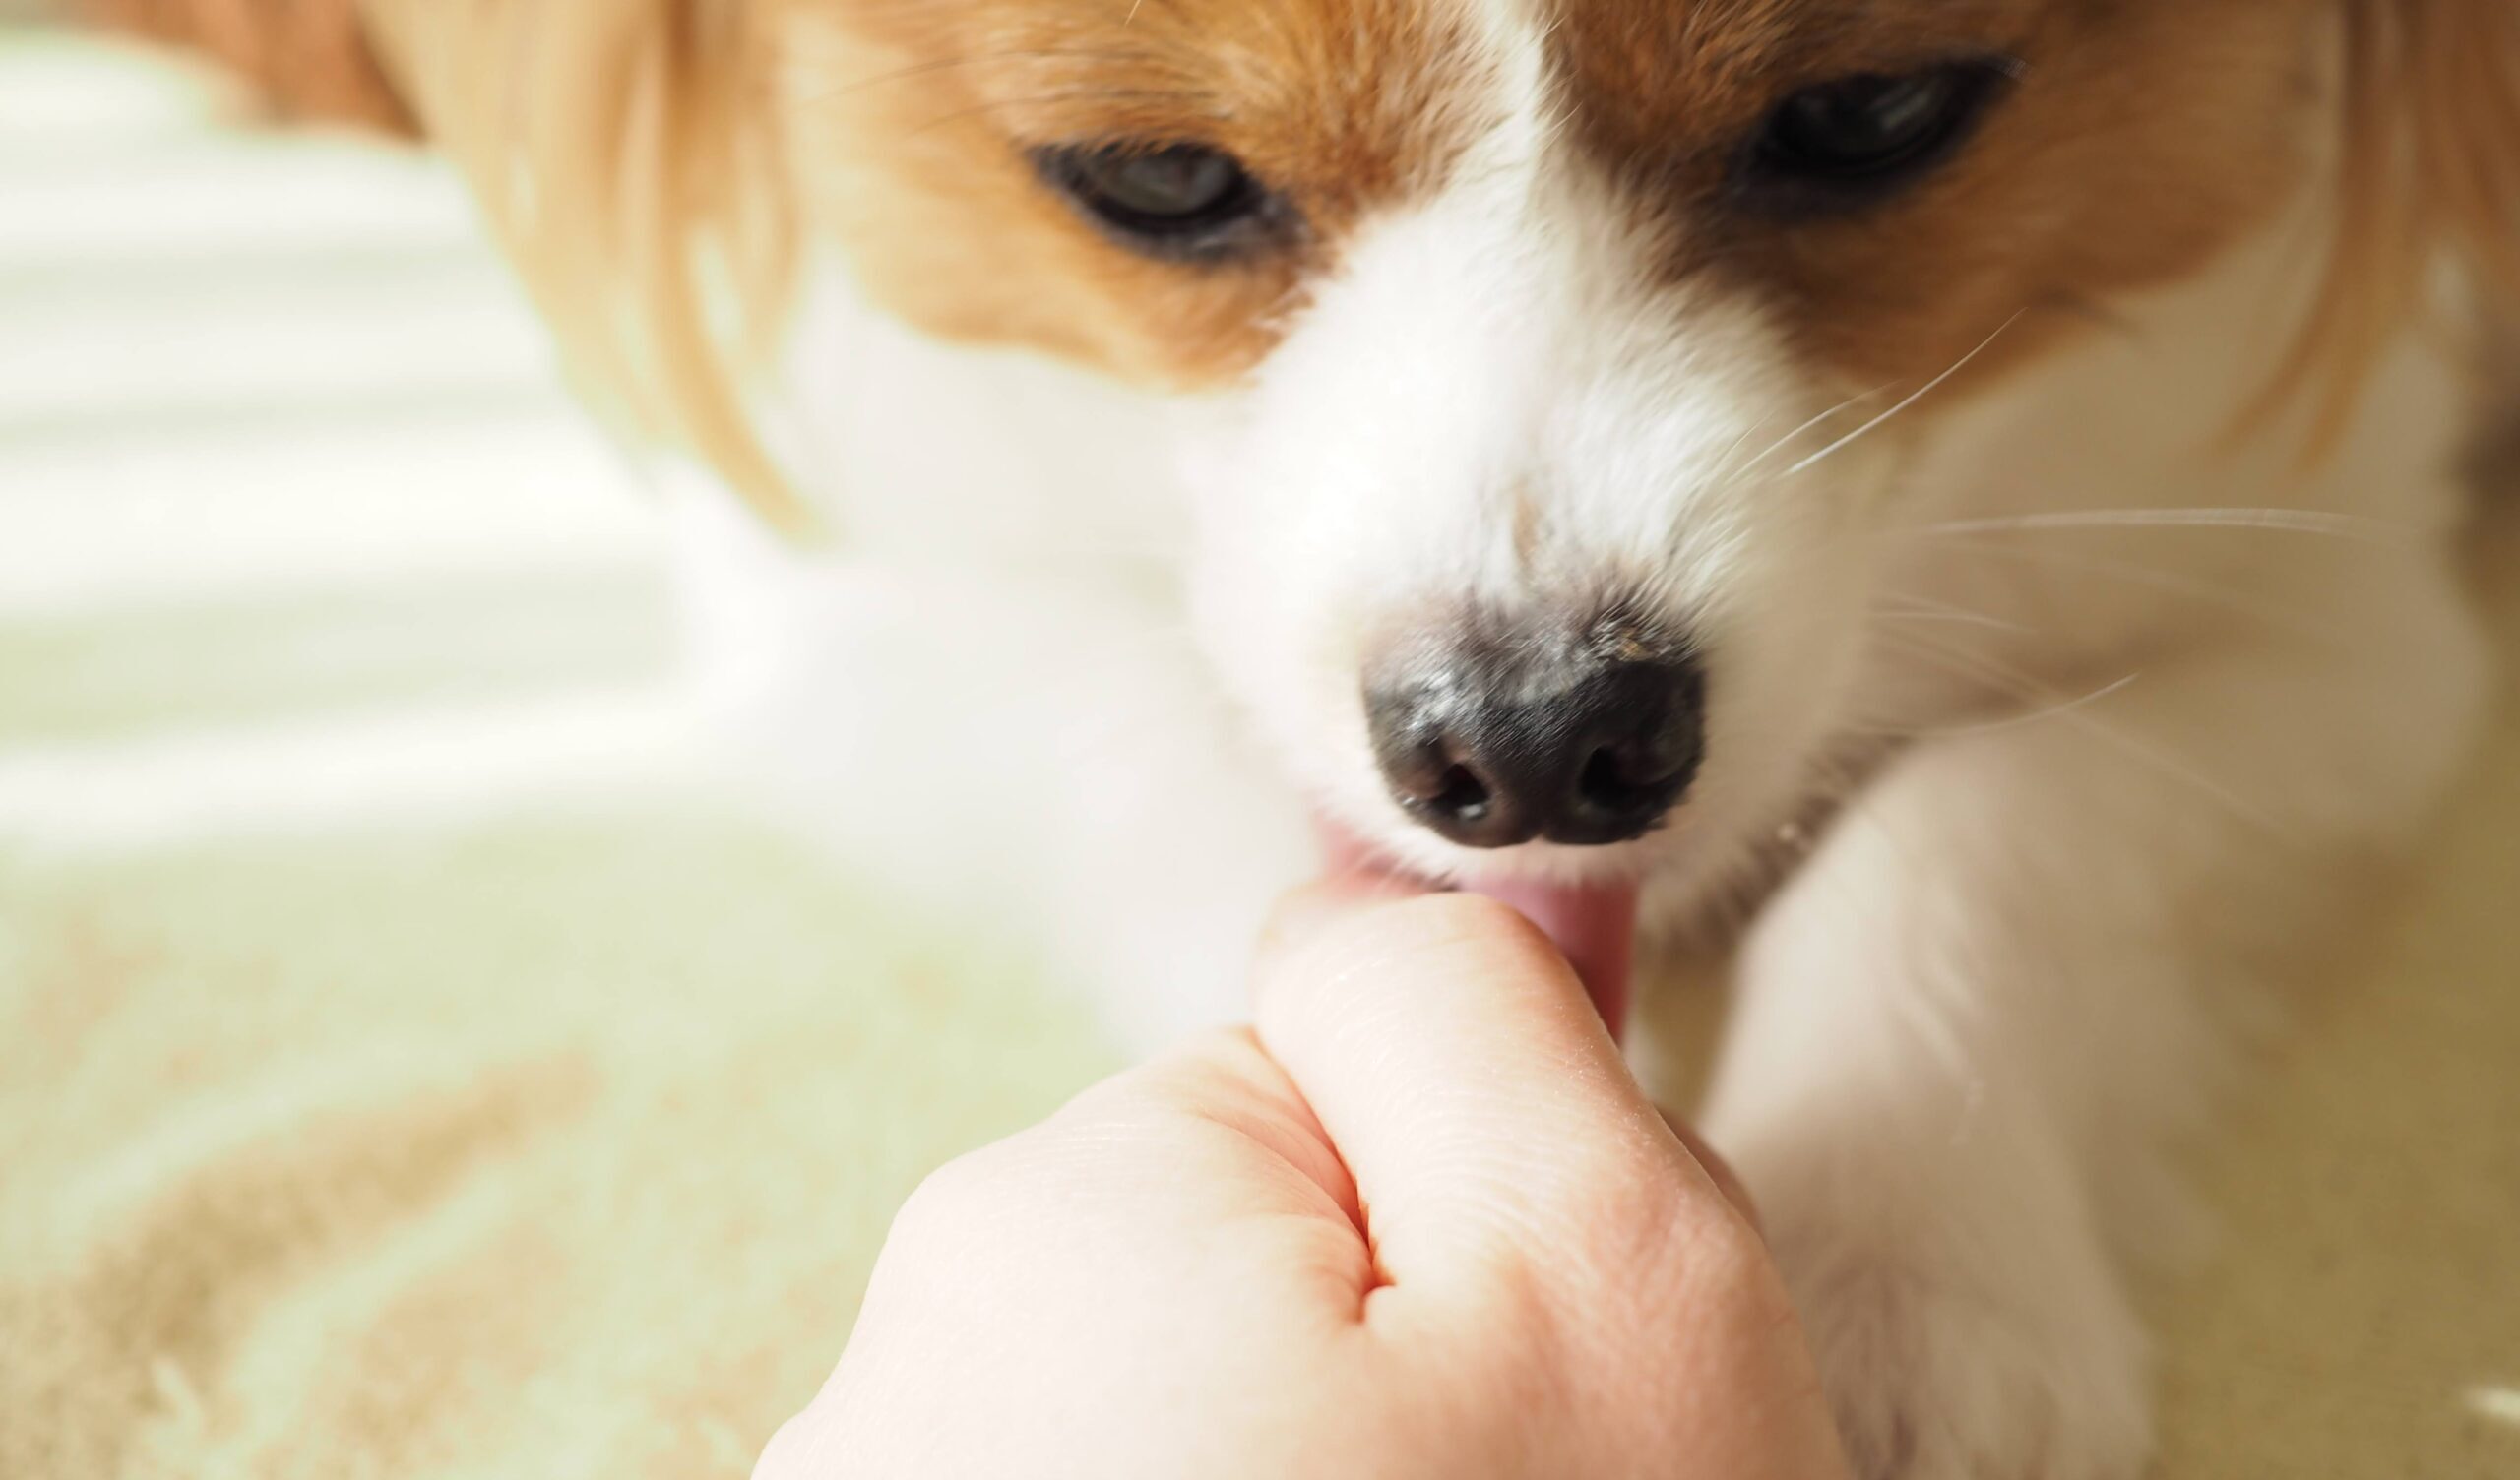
[1365,614,1706,849]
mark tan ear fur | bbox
[74,0,416,134]
[2273,0,2520,443]
[370,0,813,535]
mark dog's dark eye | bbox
[1740,60,2017,210]
[1035,143,1284,259]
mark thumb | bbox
[1251,884,1745,1302]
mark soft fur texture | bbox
[87,3,2520,1476]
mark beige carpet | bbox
[0,820,1112,1480]
[2,26,2515,1480]
[2148,499,2520,1479]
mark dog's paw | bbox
[1774,1210,2153,1480]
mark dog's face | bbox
[783,0,2319,890]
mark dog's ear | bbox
[372,0,814,534]
[76,0,416,135]
[2278,1,2520,435]
[77,1,810,532]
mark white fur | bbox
[683,5,2495,1474]
[1691,226,2488,1477]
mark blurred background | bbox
[1,8,2515,1480]
[0,14,1111,1479]
[0,3,686,841]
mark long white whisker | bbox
[1707,411,1782,476]
[1784,310,2028,477]
[1871,590,2044,635]
[1925,536,2357,648]
[1869,610,2027,633]
[1875,630,2289,833]
[1909,507,2415,545]
[1862,626,2054,710]
[1730,387,1888,480]
[1907,673,2145,739]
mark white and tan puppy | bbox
[94,2,2520,1475]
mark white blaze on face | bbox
[1183,0,1892,885]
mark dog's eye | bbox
[1740,60,2017,209]
[1035,143,1284,259]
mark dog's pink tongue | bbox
[1460,878,1641,1044]
[1314,825,1640,1042]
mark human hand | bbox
[754,881,1853,1479]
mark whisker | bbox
[1867,610,2025,633]
[1781,309,2027,477]
[1907,507,2416,546]
[1872,629,2289,834]
[1870,590,2043,636]
[1854,671,2145,740]
[1704,411,1783,479]
[1922,536,2358,648]
[1861,625,2049,707]
[1728,387,1888,481]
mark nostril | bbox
[1577,747,1632,807]
[1430,763,1493,822]
[1575,746,1670,817]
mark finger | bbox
[1257,871,1426,958]
[1251,890,1748,1302]
[1290,856,1759,1233]
[1071,1026,1365,1234]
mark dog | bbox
[89,2,2520,1474]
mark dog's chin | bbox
[1320,818,1660,1045]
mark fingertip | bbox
[1253,887,1568,1034]
[1244,889,1723,1294]
[1254,870,1429,980]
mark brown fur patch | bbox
[782,0,1496,388]
[298,1,2515,528]
[2274,0,2520,441]
[1541,0,2322,401]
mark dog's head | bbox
[381,0,2516,1007]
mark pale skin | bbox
[753,882,1855,1480]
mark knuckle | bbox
[752,1408,828,1480]
[893,1146,1005,1233]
